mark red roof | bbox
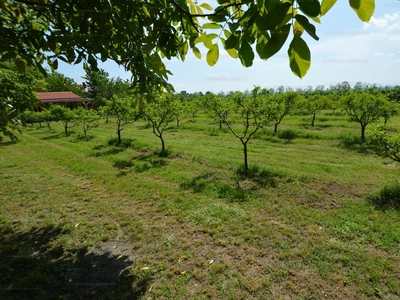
[37,92,91,103]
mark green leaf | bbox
[47,35,57,52]
[223,30,231,38]
[142,6,150,16]
[206,43,219,66]
[321,0,337,17]
[101,48,108,62]
[75,54,83,64]
[239,40,254,67]
[310,16,321,23]
[203,39,214,49]
[257,24,291,60]
[196,5,204,15]
[151,53,162,70]
[87,54,98,69]
[194,33,218,44]
[182,41,189,56]
[202,23,223,29]
[200,3,213,10]
[189,3,196,15]
[208,15,226,23]
[221,37,239,59]
[349,0,375,22]
[288,35,311,79]
[52,59,58,70]
[276,6,294,29]
[226,48,239,59]
[297,0,321,17]
[294,15,319,41]
[1,51,17,60]
[256,2,292,31]
[193,46,201,59]
[15,59,26,72]
[225,34,240,49]
[293,20,304,36]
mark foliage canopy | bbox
[1,0,375,94]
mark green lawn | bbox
[1,111,399,299]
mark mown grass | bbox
[1,110,399,299]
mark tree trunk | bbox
[274,123,278,134]
[219,119,222,130]
[243,142,248,171]
[361,124,366,142]
[117,130,121,144]
[311,113,316,127]
[160,134,165,153]
[64,124,68,135]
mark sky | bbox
[57,1,400,93]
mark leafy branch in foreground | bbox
[0,62,39,141]
[1,0,375,91]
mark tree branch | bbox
[13,0,53,7]
[169,0,238,18]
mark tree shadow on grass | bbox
[113,152,169,175]
[180,173,252,203]
[40,134,64,140]
[76,134,95,141]
[91,138,138,158]
[366,182,400,212]
[0,225,148,300]
[336,134,380,155]
[91,147,125,157]
[180,174,212,193]
[0,141,17,147]
[235,164,282,188]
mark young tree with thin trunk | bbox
[75,107,100,138]
[102,96,139,144]
[204,87,272,171]
[184,100,198,122]
[39,109,53,131]
[341,92,389,142]
[27,109,53,130]
[199,94,230,130]
[382,101,399,124]
[50,105,77,135]
[142,96,179,153]
[299,94,328,126]
[268,92,299,133]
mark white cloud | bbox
[390,35,400,41]
[364,12,400,31]
[373,52,395,57]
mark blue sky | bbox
[57,1,400,93]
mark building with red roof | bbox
[36,92,92,109]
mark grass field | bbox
[1,111,400,299]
